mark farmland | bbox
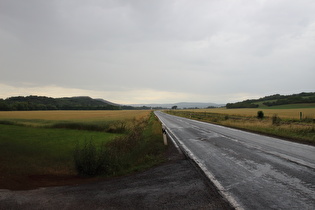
[166,107,315,145]
[177,107,315,119]
[0,110,151,122]
[0,110,166,190]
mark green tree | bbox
[257,111,264,119]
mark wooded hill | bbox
[226,92,315,109]
[0,96,121,111]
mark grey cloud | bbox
[0,0,314,103]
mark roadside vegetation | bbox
[74,112,166,176]
[0,110,166,190]
[166,107,315,145]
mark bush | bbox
[301,116,315,123]
[74,140,108,176]
[52,122,109,132]
[107,120,128,133]
[272,114,281,125]
[257,111,264,119]
[51,120,128,133]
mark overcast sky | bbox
[1,0,314,104]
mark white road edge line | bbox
[166,128,244,210]
[165,129,182,154]
[155,112,244,210]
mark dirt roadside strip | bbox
[0,139,232,210]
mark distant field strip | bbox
[0,110,151,121]
[183,108,315,119]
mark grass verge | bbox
[74,112,166,176]
[166,110,315,145]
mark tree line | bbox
[226,101,259,109]
[226,92,315,109]
[262,94,315,106]
[0,96,120,111]
[0,95,167,111]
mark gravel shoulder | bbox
[0,141,233,210]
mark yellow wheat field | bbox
[180,108,315,119]
[0,110,151,121]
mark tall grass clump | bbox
[272,114,281,125]
[73,112,166,177]
[104,117,152,175]
[74,139,108,176]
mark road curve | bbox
[155,111,315,210]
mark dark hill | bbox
[226,92,315,109]
[0,96,120,111]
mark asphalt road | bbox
[155,111,315,210]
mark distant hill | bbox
[0,96,120,111]
[129,102,224,109]
[0,96,224,111]
[95,98,121,107]
[226,92,315,109]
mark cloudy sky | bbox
[1,0,314,104]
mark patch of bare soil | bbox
[0,142,233,209]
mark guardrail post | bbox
[162,125,168,145]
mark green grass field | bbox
[0,124,119,175]
[0,110,165,190]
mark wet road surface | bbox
[155,111,315,210]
